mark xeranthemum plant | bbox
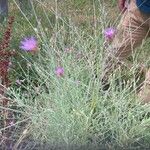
[6,1,150,149]
[9,23,150,150]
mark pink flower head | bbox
[55,67,64,77]
[104,27,116,40]
[20,36,38,52]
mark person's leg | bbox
[102,0,150,90]
[138,23,150,103]
[0,0,8,22]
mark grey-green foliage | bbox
[9,22,150,149]
[6,0,150,149]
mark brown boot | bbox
[138,69,150,104]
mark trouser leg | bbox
[102,0,150,89]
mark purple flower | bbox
[104,27,116,40]
[55,67,64,77]
[20,36,38,52]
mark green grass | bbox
[1,0,150,149]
